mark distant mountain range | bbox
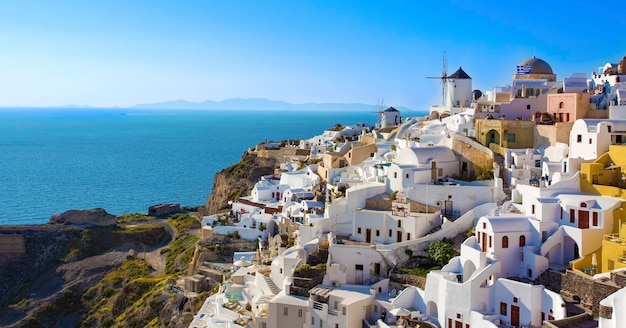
[132,98,416,112]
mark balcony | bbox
[618,255,626,264]
[604,234,626,246]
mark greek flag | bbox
[517,65,533,75]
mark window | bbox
[513,297,518,303]
[335,324,339,328]
[535,159,541,168]
[376,230,380,236]
[500,302,507,315]
[507,133,516,142]
[343,307,346,315]
[262,323,267,328]
[570,209,575,223]
[312,317,314,325]
[608,125,612,132]
[283,307,288,316]
[520,235,526,247]
[527,104,531,109]
[589,138,592,144]
[320,319,323,327]
[531,204,535,214]
[394,172,398,178]
[334,301,338,310]
[502,236,508,248]
[357,227,362,234]
[577,134,582,143]
[389,229,392,237]
[593,212,598,226]
[489,236,492,248]
[298,309,303,317]
[405,173,409,179]
[397,220,402,228]
[407,233,411,240]
[559,101,564,109]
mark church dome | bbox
[517,56,553,75]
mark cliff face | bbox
[205,151,276,215]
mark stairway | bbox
[493,153,511,206]
[263,274,281,295]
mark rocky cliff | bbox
[49,208,117,226]
[205,151,277,215]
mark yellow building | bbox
[577,145,626,273]
[473,118,535,150]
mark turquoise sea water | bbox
[0,108,426,225]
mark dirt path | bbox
[117,218,176,276]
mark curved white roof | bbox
[573,119,626,132]
[396,146,457,166]
[480,216,531,233]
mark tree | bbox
[428,240,455,266]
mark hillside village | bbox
[188,55,626,328]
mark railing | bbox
[604,234,626,245]
[313,301,325,311]
[618,255,626,264]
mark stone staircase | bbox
[534,269,563,293]
[263,273,281,295]
[493,153,511,206]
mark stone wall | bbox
[561,270,620,318]
[451,134,494,177]
[389,273,426,289]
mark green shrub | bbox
[428,240,456,266]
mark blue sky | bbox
[1,0,625,109]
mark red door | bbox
[511,305,520,328]
[366,229,372,243]
[578,210,589,229]
[482,232,487,252]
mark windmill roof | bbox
[448,67,471,79]
[383,107,399,112]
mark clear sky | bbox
[1,0,625,110]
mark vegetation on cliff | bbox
[161,214,200,274]
[0,212,206,328]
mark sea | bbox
[0,108,426,225]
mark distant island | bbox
[132,98,416,112]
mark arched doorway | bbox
[427,301,438,319]
[463,260,477,283]
[487,129,500,145]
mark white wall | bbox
[404,183,497,215]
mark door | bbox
[578,210,589,229]
[482,232,487,252]
[397,231,402,243]
[355,264,363,284]
[366,229,372,243]
[511,305,520,328]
